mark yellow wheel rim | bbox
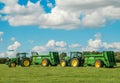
[11,63,15,67]
[42,60,47,66]
[71,59,77,67]
[23,60,30,67]
[61,61,65,67]
[95,61,100,68]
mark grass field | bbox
[0,63,120,83]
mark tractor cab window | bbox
[71,52,82,58]
[77,53,82,57]
[31,52,39,55]
[71,53,76,58]
[17,53,27,58]
[16,53,20,58]
[21,53,27,58]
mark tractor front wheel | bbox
[60,60,67,67]
[8,62,16,68]
[41,59,49,67]
[70,58,79,67]
[94,60,103,68]
[21,59,31,67]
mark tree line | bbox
[115,52,120,62]
[0,58,7,64]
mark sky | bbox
[0,0,120,57]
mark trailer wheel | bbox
[41,59,49,67]
[8,62,16,68]
[70,58,79,67]
[94,60,103,68]
[21,59,31,67]
[60,60,67,67]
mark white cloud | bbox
[0,0,45,26]
[0,31,4,36]
[46,40,67,47]
[82,46,97,51]
[0,0,120,29]
[47,3,53,8]
[102,6,120,19]
[8,41,21,51]
[0,31,4,41]
[28,40,34,44]
[39,7,80,30]
[82,33,120,51]
[0,51,16,58]
[0,53,5,57]
[103,42,120,50]
[69,44,81,48]
[11,37,16,41]
[32,46,47,54]
[88,39,102,49]
[94,33,101,39]
[0,14,2,18]
[0,38,3,41]
[0,0,44,14]
[56,41,67,47]
[82,12,106,27]
[6,51,16,58]
[33,40,68,54]
[46,40,56,47]
[82,39,102,51]
[84,33,102,51]
[32,37,120,53]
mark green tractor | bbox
[60,51,116,68]
[60,52,85,67]
[31,52,60,67]
[6,53,31,68]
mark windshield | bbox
[71,52,82,58]
[16,53,27,57]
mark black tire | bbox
[107,66,113,68]
[109,66,113,68]
[41,59,50,67]
[94,60,103,68]
[8,62,16,68]
[60,60,67,67]
[50,64,57,66]
[21,59,31,67]
[70,58,80,67]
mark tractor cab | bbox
[70,52,82,58]
[16,53,28,59]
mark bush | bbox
[115,55,120,62]
[0,58,7,64]
[59,52,67,60]
[115,52,120,62]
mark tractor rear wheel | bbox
[70,58,79,67]
[8,62,16,68]
[41,59,49,67]
[60,60,67,67]
[94,60,103,68]
[21,59,31,67]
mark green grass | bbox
[0,63,120,83]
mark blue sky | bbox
[0,0,120,57]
